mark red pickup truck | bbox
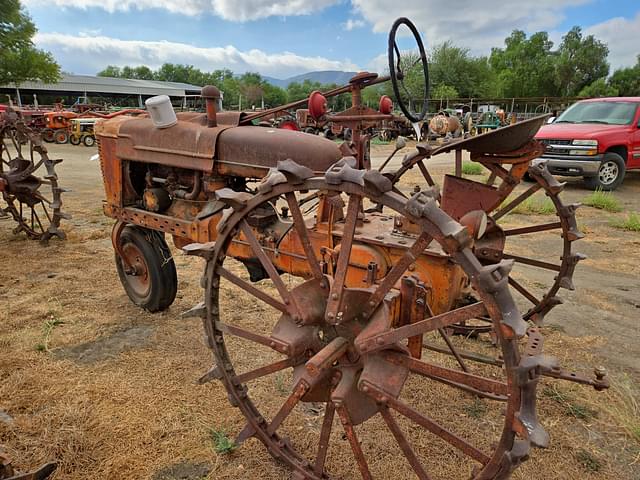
[535,97,640,190]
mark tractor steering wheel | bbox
[388,17,429,123]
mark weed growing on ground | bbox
[575,449,603,473]
[35,311,64,352]
[583,188,622,212]
[565,403,598,420]
[542,385,598,420]
[463,399,487,419]
[462,161,483,175]
[510,196,556,215]
[611,212,640,232]
[210,428,236,454]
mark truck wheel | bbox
[115,226,178,312]
[83,135,96,147]
[584,152,626,191]
[69,135,81,145]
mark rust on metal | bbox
[93,15,605,480]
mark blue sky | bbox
[23,0,640,79]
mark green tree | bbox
[489,30,557,97]
[429,42,495,97]
[431,84,458,100]
[555,26,609,96]
[286,79,323,102]
[608,56,640,96]
[0,0,60,86]
[97,65,122,77]
[578,79,618,98]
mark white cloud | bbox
[586,12,640,70]
[23,0,339,21]
[352,0,592,54]
[343,18,365,31]
[34,32,359,78]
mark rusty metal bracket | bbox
[476,260,527,337]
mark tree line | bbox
[96,25,639,109]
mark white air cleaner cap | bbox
[145,95,177,128]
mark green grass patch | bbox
[461,161,483,175]
[582,188,622,212]
[542,385,571,404]
[575,449,603,473]
[565,403,598,420]
[210,428,236,454]
[35,312,64,352]
[611,212,640,232]
[371,137,391,145]
[462,399,487,419]
[509,196,556,215]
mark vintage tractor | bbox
[69,118,98,147]
[96,18,607,479]
[41,111,77,144]
[0,109,67,241]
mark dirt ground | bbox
[1,140,639,479]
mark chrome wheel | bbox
[598,160,618,186]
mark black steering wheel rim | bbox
[388,17,429,123]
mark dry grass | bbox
[1,144,639,479]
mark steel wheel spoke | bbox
[417,160,436,188]
[508,276,541,306]
[503,222,562,236]
[380,407,431,479]
[235,357,300,384]
[285,192,323,280]
[385,352,509,397]
[267,381,308,435]
[503,253,561,272]
[363,382,491,465]
[314,402,335,475]
[357,302,487,354]
[326,194,361,319]
[217,265,288,314]
[492,183,541,221]
[336,406,372,480]
[218,322,290,355]
[437,328,468,372]
[239,219,296,309]
[422,340,504,367]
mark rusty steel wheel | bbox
[186,162,549,479]
[0,111,67,241]
[477,161,584,323]
[390,152,583,327]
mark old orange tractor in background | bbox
[96,18,607,480]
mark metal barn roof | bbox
[4,74,203,97]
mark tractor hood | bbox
[96,111,342,176]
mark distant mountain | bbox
[263,71,358,88]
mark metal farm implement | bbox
[96,18,608,479]
[0,109,67,242]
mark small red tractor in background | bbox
[95,17,607,480]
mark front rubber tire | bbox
[584,152,626,191]
[115,226,178,312]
